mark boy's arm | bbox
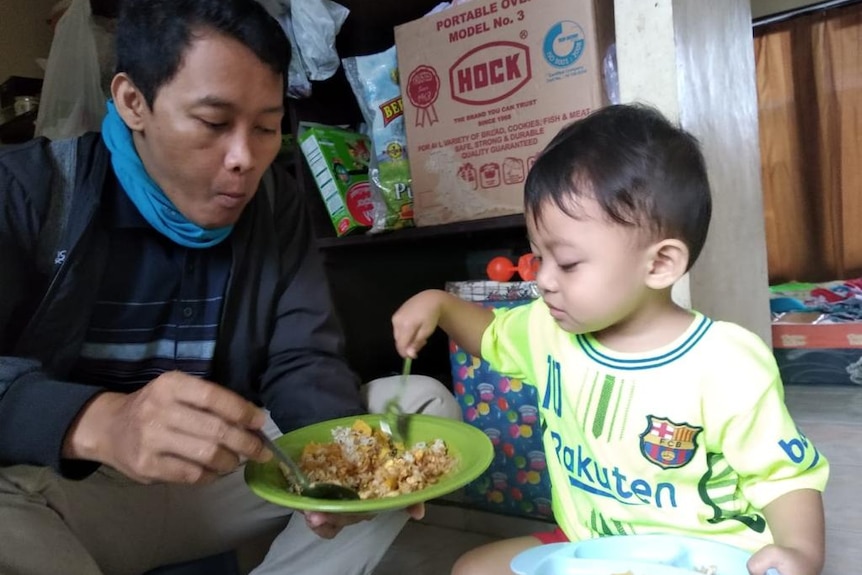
[748,489,825,575]
[393,289,494,358]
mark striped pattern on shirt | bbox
[71,181,231,391]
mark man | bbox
[0,1,457,573]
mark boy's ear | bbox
[110,73,148,132]
[644,239,689,289]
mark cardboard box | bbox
[772,312,862,386]
[298,124,374,237]
[395,0,613,226]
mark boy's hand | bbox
[392,290,446,358]
[393,289,495,359]
[748,543,821,575]
[753,489,825,575]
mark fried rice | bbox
[284,419,457,499]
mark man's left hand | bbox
[302,503,425,539]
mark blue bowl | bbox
[511,534,754,575]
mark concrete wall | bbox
[0,0,58,82]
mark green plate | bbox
[244,413,494,513]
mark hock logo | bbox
[449,41,531,106]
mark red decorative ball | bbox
[486,256,515,281]
[517,253,538,281]
[486,255,538,281]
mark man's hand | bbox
[302,503,425,539]
[62,371,270,484]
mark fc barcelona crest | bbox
[639,416,702,469]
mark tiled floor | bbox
[375,385,862,575]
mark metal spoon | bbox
[255,430,359,501]
[379,357,412,444]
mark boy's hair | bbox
[525,104,712,270]
[115,0,289,108]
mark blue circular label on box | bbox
[543,21,586,68]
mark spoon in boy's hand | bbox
[255,430,359,501]
[379,357,412,444]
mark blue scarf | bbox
[101,101,232,248]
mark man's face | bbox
[133,30,284,228]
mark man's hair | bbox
[115,0,290,107]
[525,104,712,270]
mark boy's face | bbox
[527,197,653,335]
[130,30,284,228]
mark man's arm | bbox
[0,143,105,477]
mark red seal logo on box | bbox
[406,65,441,127]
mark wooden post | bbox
[614,0,772,344]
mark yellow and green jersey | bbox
[481,301,829,552]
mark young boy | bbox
[392,105,829,575]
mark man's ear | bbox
[644,239,689,290]
[110,73,148,132]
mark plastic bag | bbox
[343,45,414,232]
[602,43,620,105]
[255,0,312,99]
[292,0,349,82]
[278,11,313,99]
[35,0,107,140]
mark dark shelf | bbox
[315,213,527,249]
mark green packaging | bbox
[299,124,374,237]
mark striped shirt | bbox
[71,178,232,391]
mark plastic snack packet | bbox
[343,45,414,232]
